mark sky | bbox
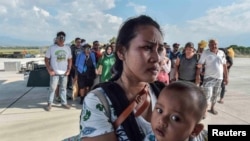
[0,0,250,48]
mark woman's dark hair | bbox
[166,81,207,121]
[110,15,163,81]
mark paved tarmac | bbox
[0,58,249,141]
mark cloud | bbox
[188,0,250,35]
[0,0,20,8]
[163,0,250,47]
[127,2,147,15]
[1,0,249,47]
[33,6,50,17]
[93,0,115,9]
[0,5,7,15]
[0,0,121,46]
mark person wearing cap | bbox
[197,39,228,115]
[163,42,171,57]
[75,44,97,104]
[197,40,207,86]
[169,43,181,81]
[171,43,181,56]
[174,42,200,85]
[45,31,72,111]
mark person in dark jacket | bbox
[75,44,97,104]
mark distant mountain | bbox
[0,36,51,46]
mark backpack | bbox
[91,81,165,141]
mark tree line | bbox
[228,45,250,56]
[0,46,41,49]
[0,44,250,57]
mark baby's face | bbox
[151,89,199,141]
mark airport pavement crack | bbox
[0,87,34,115]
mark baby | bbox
[145,81,208,141]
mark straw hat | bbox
[198,40,207,49]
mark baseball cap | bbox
[173,43,180,47]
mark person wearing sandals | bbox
[79,15,165,141]
[197,39,228,115]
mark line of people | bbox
[79,15,234,141]
[45,15,234,141]
[78,15,209,141]
[44,32,116,111]
[156,39,234,116]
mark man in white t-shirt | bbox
[197,39,228,115]
[44,31,72,111]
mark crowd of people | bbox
[45,34,116,108]
[44,15,234,141]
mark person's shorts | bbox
[77,74,94,89]
[201,77,222,104]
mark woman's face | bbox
[185,46,194,55]
[106,46,112,55]
[151,89,199,141]
[121,25,164,82]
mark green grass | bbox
[0,49,40,54]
